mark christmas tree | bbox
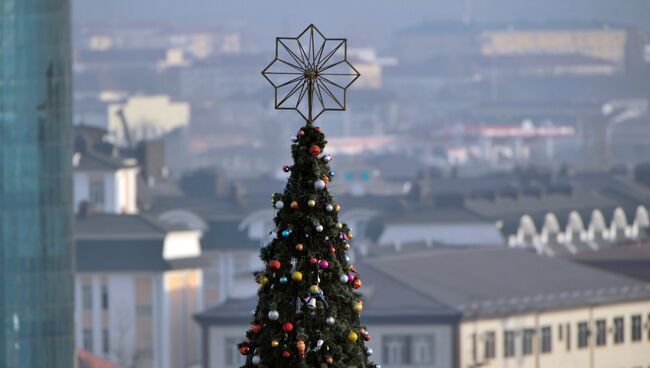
[237,25,378,368]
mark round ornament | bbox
[339,274,349,283]
[251,323,262,334]
[347,331,358,343]
[325,204,334,212]
[315,224,324,232]
[274,200,284,209]
[290,201,299,209]
[319,260,329,269]
[283,322,294,333]
[314,180,326,190]
[309,145,321,156]
[353,302,363,314]
[268,310,280,320]
[282,165,290,173]
[281,230,290,237]
[323,154,332,163]
[252,356,261,364]
[279,276,288,284]
[269,260,281,270]
[326,316,335,325]
[271,340,279,348]
[291,272,303,282]
[307,199,316,207]
[295,243,304,251]
[366,347,373,356]
[282,351,291,359]
[352,278,362,289]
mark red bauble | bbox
[251,323,262,334]
[269,260,281,270]
[364,335,372,342]
[282,351,291,359]
[309,145,321,156]
[239,345,251,355]
[297,129,305,137]
[310,257,318,264]
[352,278,362,289]
[314,126,322,133]
[283,165,291,172]
[283,322,294,333]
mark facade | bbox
[368,248,650,368]
[75,213,204,368]
[0,0,75,366]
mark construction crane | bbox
[115,107,135,150]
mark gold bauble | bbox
[292,272,303,282]
[307,199,316,207]
[271,340,279,348]
[352,302,363,314]
[309,285,320,293]
[347,330,358,343]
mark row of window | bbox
[475,314,649,361]
[82,328,110,354]
[81,284,109,311]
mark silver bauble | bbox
[274,200,284,209]
[268,310,280,320]
[314,179,326,190]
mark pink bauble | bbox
[348,273,355,282]
[319,260,329,269]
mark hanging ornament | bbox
[326,356,334,364]
[353,301,363,314]
[366,347,373,356]
[269,260,281,270]
[364,334,372,342]
[314,180,326,190]
[328,170,335,177]
[323,154,332,163]
[314,339,324,351]
[336,222,343,230]
[347,232,353,239]
[274,200,285,209]
[279,276,288,284]
[281,230,291,237]
[283,165,291,173]
[251,323,262,334]
[268,310,280,320]
[283,322,294,333]
[314,126,322,133]
[290,201,299,209]
[309,285,320,293]
[307,199,316,207]
[282,351,291,359]
[330,246,336,253]
[291,271,303,282]
[339,274,349,283]
[326,317,335,326]
[325,204,334,212]
[271,340,279,348]
[309,145,321,156]
[238,342,252,355]
[344,243,350,251]
[310,257,318,264]
[347,273,355,282]
[297,129,305,137]
[319,260,329,269]
[352,278,362,289]
[315,224,324,232]
[334,204,341,212]
[347,330,358,343]
[295,243,304,251]
[296,340,306,358]
[258,276,269,286]
[252,355,261,365]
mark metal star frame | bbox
[262,24,361,123]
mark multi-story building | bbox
[75,213,204,368]
[0,0,75,366]
[368,248,650,368]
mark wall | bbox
[459,299,650,368]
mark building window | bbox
[82,329,93,352]
[89,177,105,208]
[540,326,552,353]
[471,333,477,362]
[484,331,496,359]
[566,323,571,350]
[411,335,434,364]
[595,319,606,346]
[631,315,642,342]
[382,335,408,364]
[614,317,624,344]
[102,329,110,354]
[136,304,153,319]
[578,322,589,348]
[82,284,93,311]
[522,329,535,355]
[504,330,515,358]
[101,284,109,310]
[225,338,247,366]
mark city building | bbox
[368,248,650,368]
[194,262,460,368]
[0,0,75,366]
[75,213,204,368]
[107,95,190,145]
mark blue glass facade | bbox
[0,0,74,366]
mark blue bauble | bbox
[282,230,290,237]
[279,276,288,284]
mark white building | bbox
[107,95,190,145]
[75,213,204,368]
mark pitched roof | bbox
[195,261,459,326]
[202,218,259,251]
[75,214,169,240]
[368,247,650,318]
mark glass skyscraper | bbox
[1,0,74,366]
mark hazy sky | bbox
[74,0,650,48]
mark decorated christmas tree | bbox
[237,25,379,368]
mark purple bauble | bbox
[348,273,355,282]
[319,260,329,269]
